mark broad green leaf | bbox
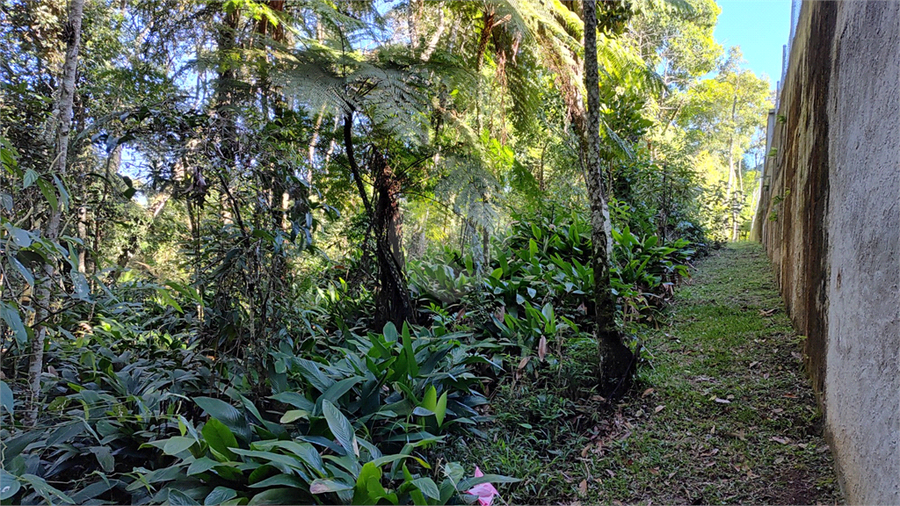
[411,477,440,500]
[279,410,309,424]
[270,392,315,412]
[21,473,75,504]
[295,359,334,393]
[317,376,362,411]
[0,469,20,500]
[69,480,113,503]
[434,392,448,426]
[162,436,196,456]
[89,446,115,473]
[168,488,201,505]
[458,473,520,491]
[422,385,437,411]
[412,406,434,417]
[202,418,239,461]
[9,257,33,286]
[229,449,303,473]
[252,441,323,475]
[196,397,251,442]
[443,462,465,487]
[382,322,399,343]
[3,223,31,248]
[309,479,353,494]
[52,174,69,210]
[36,178,58,211]
[0,380,13,415]
[22,169,38,189]
[205,487,238,505]
[247,474,307,489]
[188,457,220,476]
[322,400,358,457]
[352,462,386,504]
[401,323,419,378]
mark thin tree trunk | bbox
[732,156,743,241]
[581,0,633,395]
[26,0,85,428]
[727,95,738,241]
[113,193,171,275]
[76,206,88,273]
[420,7,445,62]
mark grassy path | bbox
[457,242,841,504]
[588,242,841,504]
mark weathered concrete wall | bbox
[754,1,899,503]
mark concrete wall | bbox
[754,1,899,503]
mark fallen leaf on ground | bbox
[714,397,731,404]
[728,430,747,441]
[760,308,777,316]
[770,436,790,444]
[654,405,665,413]
[578,479,588,496]
[642,388,655,398]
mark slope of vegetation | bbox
[1,0,779,504]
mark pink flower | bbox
[466,467,500,506]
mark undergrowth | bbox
[445,243,841,504]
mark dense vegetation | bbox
[1,0,770,503]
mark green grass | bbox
[449,242,841,504]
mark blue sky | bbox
[713,0,793,90]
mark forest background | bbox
[0,0,771,503]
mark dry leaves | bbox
[538,335,548,362]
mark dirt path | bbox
[587,242,842,504]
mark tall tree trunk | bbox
[371,151,415,328]
[342,112,414,328]
[581,0,633,395]
[732,155,743,241]
[26,0,85,428]
[727,94,738,241]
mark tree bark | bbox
[26,0,85,428]
[581,0,633,395]
[371,151,415,328]
[342,113,414,328]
